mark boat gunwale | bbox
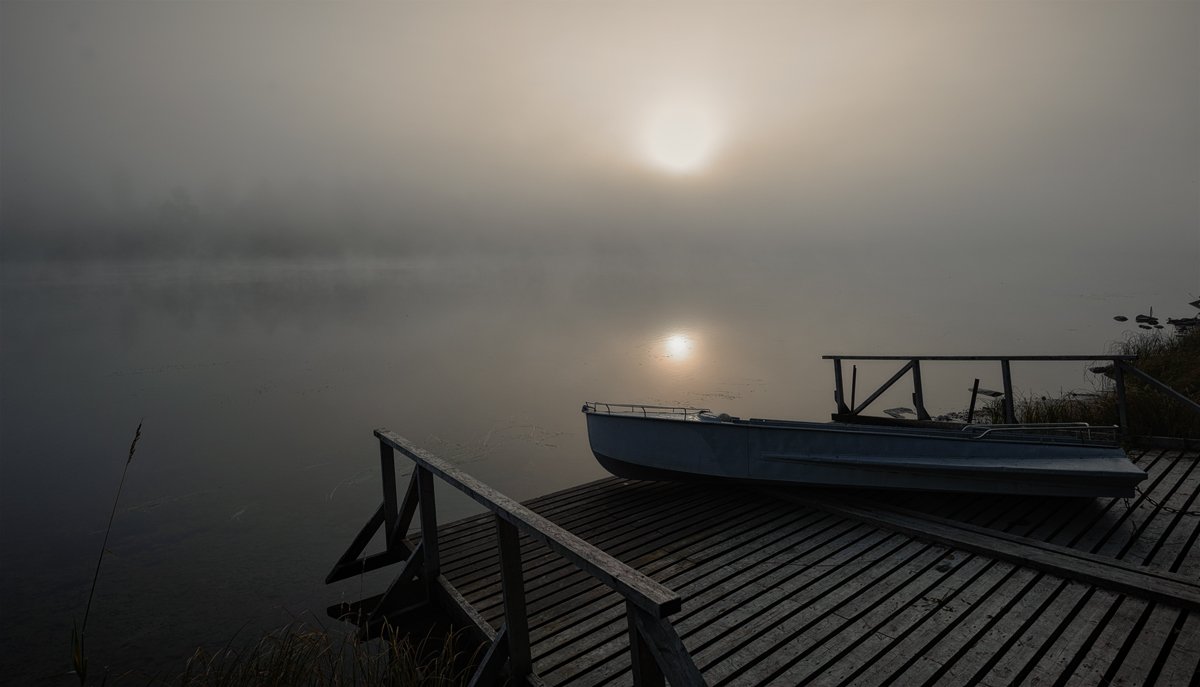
[582,402,1122,449]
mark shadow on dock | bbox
[329,442,1200,686]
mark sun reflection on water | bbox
[661,332,694,360]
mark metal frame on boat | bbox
[579,351,1200,498]
[824,354,1200,436]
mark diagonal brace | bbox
[852,360,916,415]
[325,470,420,584]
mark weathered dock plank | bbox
[1107,603,1187,686]
[1153,610,1200,686]
[775,552,994,686]
[337,447,1200,685]
[894,567,1042,686]
[839,558,1015,686]
[767,490,1200,612]
[1062,595,1149,687]
[929,573,1065,686]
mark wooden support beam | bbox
[380,440,399,540]
[325,503,385,584]
[367,542,425,626]
[627,603,707,686]
[391,470,420,550]
[966,378,980,425]
[1121,362,1200,416]
[627,601,665,687]
[833,358,849,414]
[326,548,405,584]
[851,360,915,416]
[1114,361,1129,436]
[1000,359,1016,424]
[326,468,420,583]
[468,625,510,687]
[428,569,496,645]
[497,515,532,682]
[418,466,440,584]
[850,365,858,413]
[911,359,930,421]
[386,537,498,646]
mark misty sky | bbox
[1,6,1198,676]
[1,1,1197,258]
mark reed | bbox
[169,622,477,686]
[981,327,1200,438]
[72,420,143,685]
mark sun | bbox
[641,106,720,175]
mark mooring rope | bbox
[1133,486,1200,517]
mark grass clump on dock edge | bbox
[169,623,477,687]
[983,326,1200,439]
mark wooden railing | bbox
[823,354,1200,435]
[327,429,705,687]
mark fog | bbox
[3,1,1197,266]
[2,2,1199,680]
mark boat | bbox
[581,402,1146,497]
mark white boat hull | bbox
[584,406,1146,498]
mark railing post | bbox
[1113,361,1129,437]
[833,358,850,414]
[850,364,858,413]
[967,378,981,425]
[380,440,399,550]
[417,466,440,585]
[911,359,930,420]
[1000,360,1016,424]
[497,515,532,683]
[627,601,665,687]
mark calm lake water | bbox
[0,247,1188,681]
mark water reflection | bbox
[661,332,695,360]
[0,252,1186,682]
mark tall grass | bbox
[68,420,478,686]
[980,327,1200,438]
[169,623,478,687]
[67,423,478,686]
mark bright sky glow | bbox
[642,106,721,174]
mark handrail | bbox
[823,355,1138,361]
[583,402,707,418]
[960,422,1093,432]
[966,424,1116,441]
[1118,363,1200,416]
[329,430,706,685]
[375,428,681,617]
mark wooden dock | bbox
[330,439,1200,686]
